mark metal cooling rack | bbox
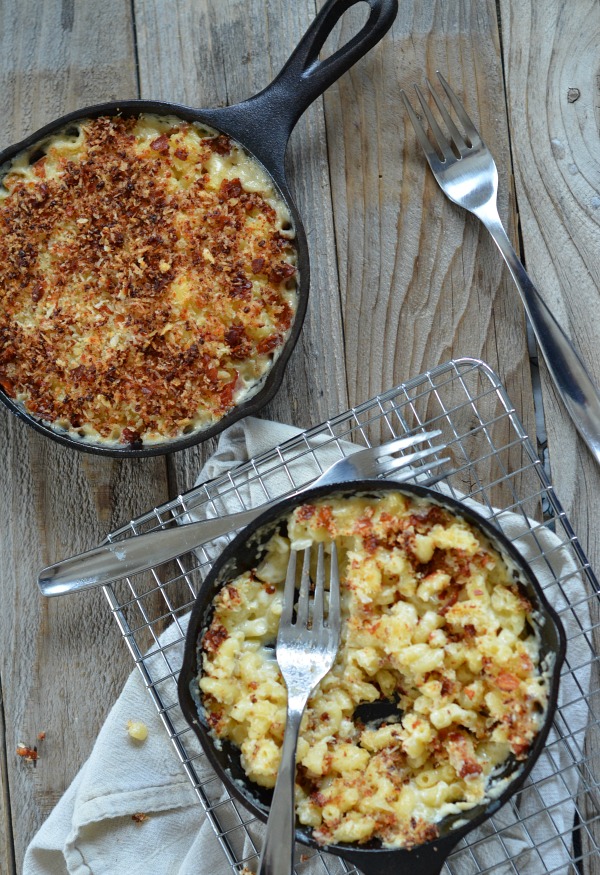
[101,357,600,875]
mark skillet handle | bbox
[207,0,398,172]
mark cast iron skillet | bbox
[178,480,566,875]
[0,0,397,457]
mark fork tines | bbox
[401,72,481,165]
[280,543,340,639]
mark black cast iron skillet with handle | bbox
[178,479,566,875]
[0,0,397,457]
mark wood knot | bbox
[567,88,580,103]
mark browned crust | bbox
[0,116,297,444]
[201,497,547,849]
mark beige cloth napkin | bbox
[24,417,591,875]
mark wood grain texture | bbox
[0,2,170,869]
[2,0,598,871]
[320,0,541,506]
[498,0,600,547]
[499,2,600,870]
[134,0,349,494]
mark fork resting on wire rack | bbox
[38,429,449,596]
[401,72,600,468]
[258,542,342,875]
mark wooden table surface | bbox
[2,1,599,873]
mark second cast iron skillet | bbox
[0,0,397,457]
[179,480,566,875]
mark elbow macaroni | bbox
[0,114,297,446]
[198,492,550,849]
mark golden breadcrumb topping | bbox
[0,114,297,446]
[199,493,550,849]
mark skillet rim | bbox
[0,99,309,458]
[177,478,567,868]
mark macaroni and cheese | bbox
[0,114,297,446]
[199,492,550,849]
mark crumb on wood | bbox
[16,743,38,765]
[131,812,149,823]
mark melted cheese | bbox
[199,493,550,849]
[0,114,298,446]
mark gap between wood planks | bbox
[0,673,17,875]
[494,0,550,482]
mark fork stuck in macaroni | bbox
[199,492,550,849]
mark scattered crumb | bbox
[131,812,149,823]
[37,731,46,741]
[126,720,148,742]
[16,743,38,765]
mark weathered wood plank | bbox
[498,0,600,541]
[499,1,600,871]
[0,2,170,868]
[2,1,597,873]
[320,0,540,509]
[134,0,350,493]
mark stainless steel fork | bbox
[402,72,600,468]
[258,542,341,875]
[38,429,448,596]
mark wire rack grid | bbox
[101,357,600,875]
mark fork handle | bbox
[481,209,600,465]
[257,700,305,875]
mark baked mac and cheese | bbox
[0,114,297,446]
[199,492,550,849]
